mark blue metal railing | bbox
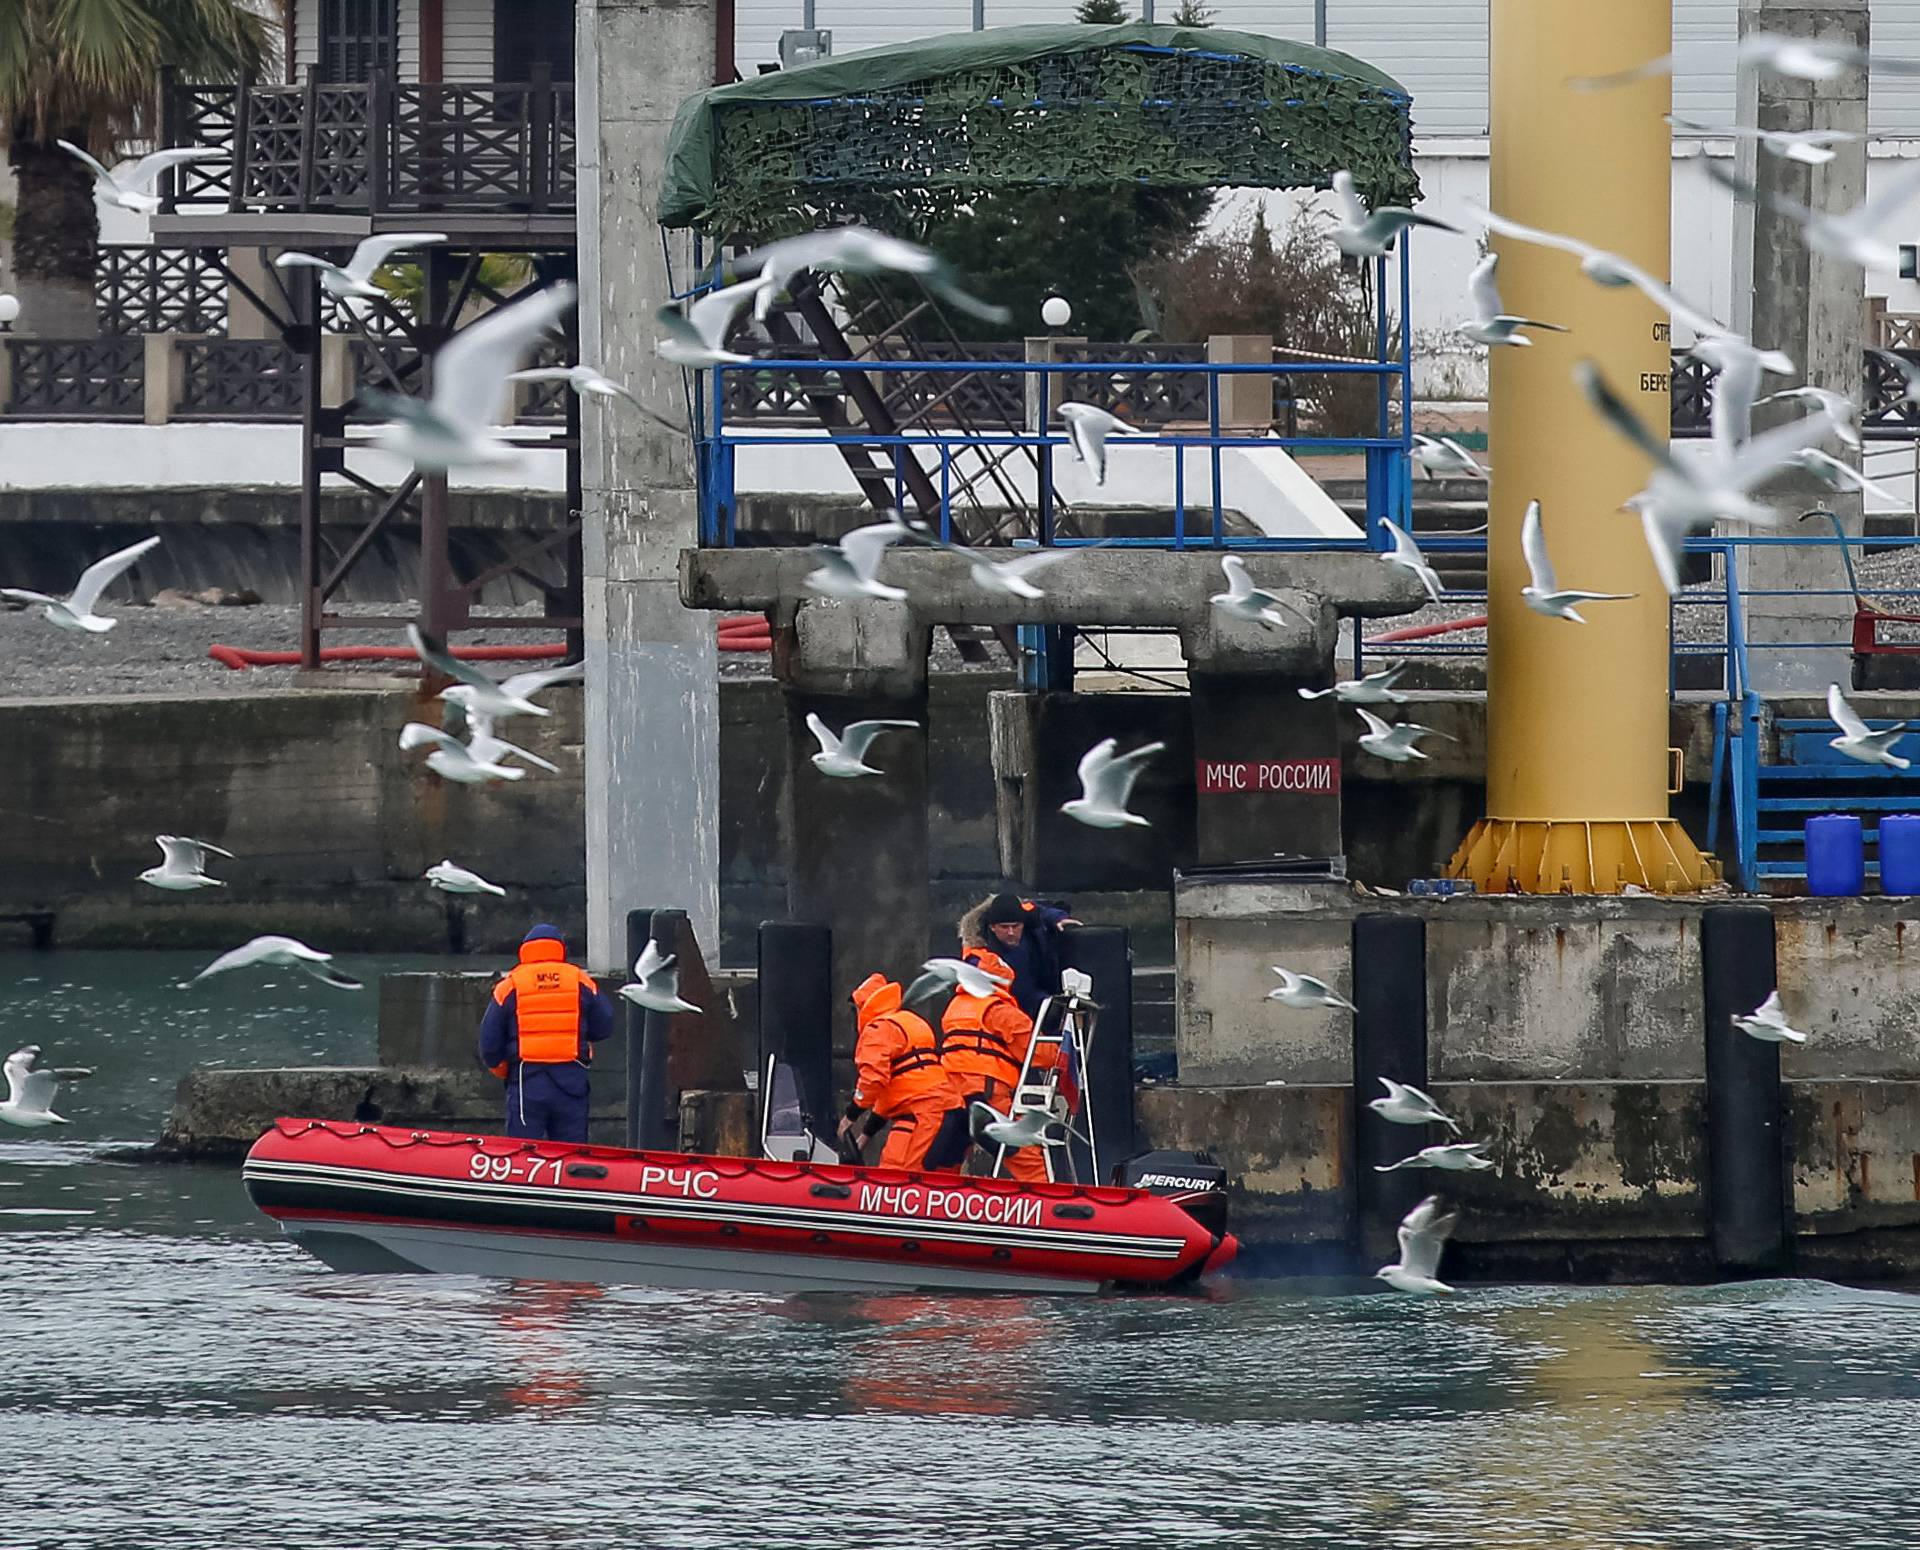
[680,240,1416,553]
[695,354,1414,550]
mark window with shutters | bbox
[319,0,397,82]
[494,0,575,83]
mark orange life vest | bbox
[851,973,958,1117]
[492,938,597,1072]
[940,949,1028,1089]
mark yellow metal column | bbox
[1448,0,1717,894]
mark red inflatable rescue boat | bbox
[244,1119,1238,1294]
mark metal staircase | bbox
[1735,699,1920,886]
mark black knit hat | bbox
[982,893,1028,927]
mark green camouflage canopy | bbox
[659,22,1418,238]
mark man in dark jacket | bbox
[964,893,1078,1020]
[477,924,616,1143]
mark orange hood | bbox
[851,973,903,1028]
[964,948,1015,988]
[518,937,568,966]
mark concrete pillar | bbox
[225,247,278,340]
[779,600,932,1067]
[1024,333,1082,432]
[319,333,354,408]
[142,333,187,425]
[579,0,720,970]
[1733,0,1868,694]
[1182,585,1341,866]
[1206,334,1273,430]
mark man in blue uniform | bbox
[477,924,616,1143]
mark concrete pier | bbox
[684,546,1425,1010]
[1734,0,1870,693]
[579,0,721,968]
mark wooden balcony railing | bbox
[159,66,575,218]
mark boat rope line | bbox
[244,1158,1189,1260]
[267,1119,1144,1208]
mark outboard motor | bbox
[1116,1149,1230,1240]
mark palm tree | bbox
[0,0,271,334]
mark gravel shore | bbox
[0,601,574,701]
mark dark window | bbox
[319,0,396,82]
[494,0,575,83]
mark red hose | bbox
[1367,613,1488,644]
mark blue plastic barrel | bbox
[1878,815,1920,895]
[1805,814,1865,896]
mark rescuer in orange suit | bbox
[839,972,969,1171]
[938,947,1051,1183]
[477,924,616,1143]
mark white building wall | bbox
[399,0,421,79]
[732,3,1920,136]
[443,0,494,79]
[294,0,317,76]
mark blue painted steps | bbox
[1752,717,1920,882]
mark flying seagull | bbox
[1368,1078,1463,1134]
[1211,555,1308,630]
[1732,989,1809,1045]
[1375,1141,1495,1173]
[1868,348,1920,409]
[1266,967,1356,1012]
[407,625,583,720]
[57,141,223,213]
[504,363,689,436]
[1462,253,1569,348]
[1375,1194,1462,1295]
[969,1101,1069,1151]
[1330,168,1458,257]
[1061,737,1165,829]
[139,835,234,892]
[904,956,1012,1006]
[1,1047,75,1129]
[1297,663,1410,705]
[735,226,1009,324]
[1520,499,1634,623]
[362,282,577,471]
[1411,434,1489,479]
[1758,386,1860,449]
[806,713,919,778]
[1380,519,1444,604]
[189,935,362,991]
[1691,332,1796,460]
[1472,206,1726,340]
[274,233,448,300]
[1057,402,1133,486]
[656,274,774,367]
[1571,33,1920,90]
[619,940,700,1015]
[1827,681,1910,769]
[1356,707,1452,763]
[425,860,506,897]
[1578,362,1831,594]
[399,712,553,785]
[1666,116,1860,167]
[803,515,926,602]
[1788,448,1899,503]
[2,535,160,633]
[1710,157,1920,274]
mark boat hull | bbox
[244,1119,1236,1295]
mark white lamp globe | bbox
[0,294,18,326]
[1040,295,1072,328]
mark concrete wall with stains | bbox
[1177,880,1920,1087]
[1141,1077,1920,1275]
